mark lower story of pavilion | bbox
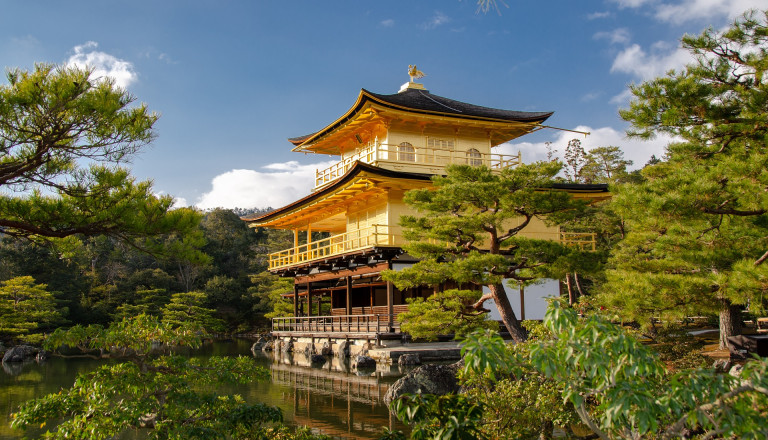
[271,247,438,338]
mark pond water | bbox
[0,340,409,439]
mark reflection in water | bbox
[0,340,407,440]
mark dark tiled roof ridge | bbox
[364,88,553,122]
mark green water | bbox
[0,340,408,439]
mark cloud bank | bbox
[195,160,336,210]
[496,125,676,170]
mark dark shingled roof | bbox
[288,88,553,146]
[366,88,553,122]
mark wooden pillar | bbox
[307,281,313,317]
[369,285,374,314]
[519,282,526,321]
[345,276,352,315]
[387,280,394,332]
[293,283,299,317]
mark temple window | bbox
[466,148,483,166]
[398,142,416,161]
[427,137,454,150]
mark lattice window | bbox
[398,142,415,161]
[466,148,483,166]
[427,138,454,150]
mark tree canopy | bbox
[600,9,768,348]
[0,63,196,242]
[384,162,586,342]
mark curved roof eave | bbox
[289,88,554,150]
[242,161,432,225]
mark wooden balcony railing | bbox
[268,227,597,271]
[314,142,522,190]
[560,232,597,251]
[272,314,399,334]
[269,224,399,270]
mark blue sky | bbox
[1,0,762,209]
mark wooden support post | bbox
[387,280,394,332]
[293,283,299,317]
[307,281,313,317]
[369,285,374,314]
[346,276,352,316]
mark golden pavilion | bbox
[244,73,608,347]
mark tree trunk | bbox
[489,282,527,342]
[565,274,575,305]
[573,272,585,298]
[719,299,742,350]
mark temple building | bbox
[243,73,608,349]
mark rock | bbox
[352,355,376,369]
[358,342,373,356]
[303,343,314,357]
[310,354,327,366]
[384,360,464,407]
[335,340,350,359]
[36,350,50,362]
[2,345,39,363]
[261,340,274,352]
[398,354,421,366]
[712,359,732,372]
[251,337,269,354]
[729,364,744,377]
[283,339,294,353]
[320,341,332,356]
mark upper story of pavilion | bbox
[243,76,608,274]
[291,81,553,191]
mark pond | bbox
[0,339,409,439]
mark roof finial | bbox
[400,65,428,93]
[408,65,426,82]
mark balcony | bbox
[314,142,522,190]
[268,224,400,271]
[560,232,597,251]
[268,225,598,271]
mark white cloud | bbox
[593,28,631,45]
[587,11,612,19]
[654,0,764,24]
[611,0,654,8]
[611,0,763,24]
[422,11,450,30]
[610,88,635,105]
[66,41,138,89]
[172,197,188,208]
[195,160,336,210]
[610,43,692,80]
[495,125,675,170]
[380,19,395,27]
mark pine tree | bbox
[601,9,768,348]
[383,163,585,342]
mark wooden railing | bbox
[272,314,399,334]
[315,142,522,189]
[269,224,399,270]
[560,232,597,251]
[269,226,597,270]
